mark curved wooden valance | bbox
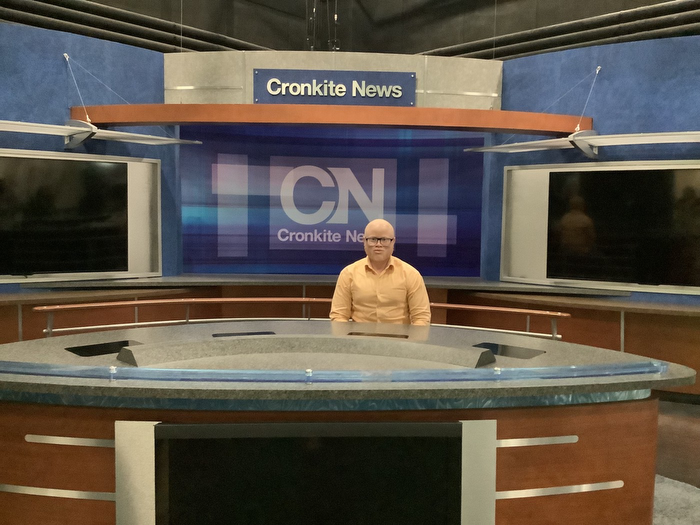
[70,104,592,136]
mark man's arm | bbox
[406,270,431,326]
[330,268,352,322]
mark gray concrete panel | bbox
[165,51,503,108]
[165,50,245,104]
[422,55,502,110]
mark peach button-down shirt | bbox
[329,256,431,325]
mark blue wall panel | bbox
[0,23,163,133]
[0,22,181,288]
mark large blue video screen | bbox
[180,124,483,276]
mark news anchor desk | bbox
[0,319,694,525]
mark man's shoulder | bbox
[391,256,419,272]
[340,257,369,274]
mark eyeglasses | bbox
[365,237,394,246]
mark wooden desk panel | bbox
[625,313,700,395]
[0,399,658,525]
[452,291,700,396]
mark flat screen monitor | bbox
[0,156,127,274]
[547,168,700,287]
[0,149,161,282]
[501,161,700,292]
[153,422,463,525]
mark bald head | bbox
[364,219,395,239]
[363,219,395,271]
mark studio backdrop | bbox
[180,125,483,276]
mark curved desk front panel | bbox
[0,320,694,525]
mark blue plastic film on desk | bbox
[0,360,668,383]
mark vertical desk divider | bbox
[461,420,497,525]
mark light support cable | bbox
[492,0,498,60]
[490,66,602,148]
[65,54,130,105]
[63,53,90,123]
[64,53,185,141]
[575,66,602,132]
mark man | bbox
[330,219,431,325]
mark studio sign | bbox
[254,69,416,107]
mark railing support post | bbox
[46,312,54,338]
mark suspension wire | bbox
[63,53,91,123]
[180,0,183,52]
[64,53,178,138]
[333,0,339,50]
[305,0,309,49]
[66,55,131,105]
[326,0,331,49]
[540,68,600,114]
[495,66,602,146]
[312,0,317,50]
[492,0,498,60]
[576,66,602,131]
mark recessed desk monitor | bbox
[152,422,469,525]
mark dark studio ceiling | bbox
[1,0,698,58]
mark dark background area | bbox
[3,0,686,57]
[93,0,671,52]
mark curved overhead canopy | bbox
[69,103,592,136]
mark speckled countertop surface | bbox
[0,320,693,411]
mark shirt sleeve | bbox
[406,268,431,326]
[329,266,353,322]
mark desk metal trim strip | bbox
[25,434,115,448]
[0,483,115,501]
[497,435,578,447]
[496,480,624,499]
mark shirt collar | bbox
[364,256,394,274]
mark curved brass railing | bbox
[33,297,571,339]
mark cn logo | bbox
[279,164,386,225]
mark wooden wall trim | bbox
[70,104,592,135]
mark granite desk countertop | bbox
[0,320,694,411]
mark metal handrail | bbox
[33,297,570,339]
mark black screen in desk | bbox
[156,427,462,525]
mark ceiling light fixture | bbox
[0,119,201,149]
[465,130,700,159]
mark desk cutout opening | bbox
[65,340,141,357]
[347,332,409,339]
[212,331,276,338]
[474,342,545,359]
